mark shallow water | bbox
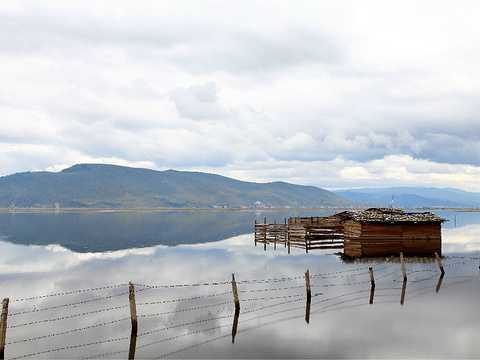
[0,209,479,359]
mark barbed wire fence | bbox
[1,252,479,359]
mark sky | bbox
[1,0,480,192]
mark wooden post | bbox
[129,282,138,335]
[0,298,9,360]
[305,269,311,301]
[287,218,290,246]
[369,267,375,290]
[454,215,456,227]
[263,217,267,250]
[254,220,257,246]
[231,274,240,312]
[274,220,277,250]
[305,228,308,253]
[435,252,445,275]
[287,241,291,254]
[400,252,407,281]
[284,218,287,248]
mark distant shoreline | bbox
[1,207,479,212]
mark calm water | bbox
[0,209,479,359]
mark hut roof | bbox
[336,207,447,224]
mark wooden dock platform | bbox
[254,217,344,253]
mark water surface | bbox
[0,210,479,359]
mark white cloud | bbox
[1,0,480,191]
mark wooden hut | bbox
[338,208,447,257]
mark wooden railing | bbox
[255,217,344,253]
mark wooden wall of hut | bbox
[343,221,442,257]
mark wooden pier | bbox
[255,216,344,253]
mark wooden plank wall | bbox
[344,221,442,257]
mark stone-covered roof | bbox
[336,207,447,224]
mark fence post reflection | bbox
[232,274,240,312]
[400,280,407,305]
[128,330,137,360]
[232,307,240,343]
[305,297,311,324]
[436,274,445,293]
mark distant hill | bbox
[0,164,357,209]
[333,187,480,208]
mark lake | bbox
[0,209,479,359]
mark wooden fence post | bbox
[400,252,407,281]
[231,274,240,312]
[0,298,9,360]
[305,269,311,301]
[129,282,138,335]
[435,252,445,275]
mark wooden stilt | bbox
[274,220,277,250]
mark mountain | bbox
[0,164,357,209]
[333,187,480,208]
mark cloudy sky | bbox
[1,0,480,191]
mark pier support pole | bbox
[435,252,445,275]
[263,217,267,251]
[254,220,257,246]
[400,252,407,282]
[274,220,277,250]
[0,298,9,360]
[231,274,240,312]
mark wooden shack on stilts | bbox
[254,207,447,257]
[338,208,446,257]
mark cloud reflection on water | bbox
[0,211,480,358]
